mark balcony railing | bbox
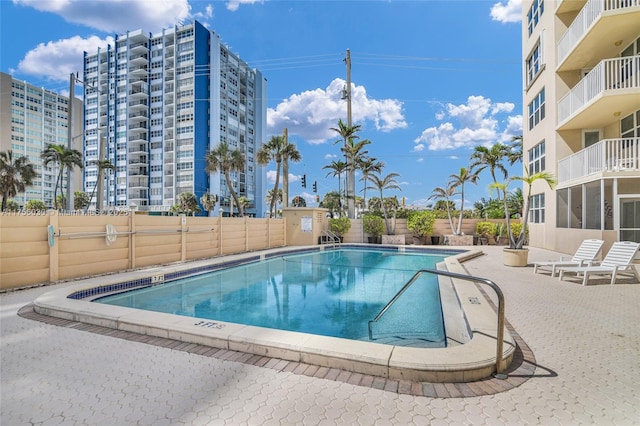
[557,0,640,65]
[558,56,640,124]
[558,137,639,183]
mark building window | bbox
[621,109,640,138]
[528,88,545,130]
[527,0,544,36]
[529,193,545,223]
[528,141,545,174]
[526,37,544,87]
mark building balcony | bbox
[557,0,640,71]
[557,137,639,184]
[557,56,640,129]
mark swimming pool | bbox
[33,245,515,382]
[96,249,447,347]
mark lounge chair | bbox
[533,239,604,277]
[558,241,640,286]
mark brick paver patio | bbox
[2,246,639,425]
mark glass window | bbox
[528,141,545,175]
[528,88,545,130]
[526,39,543,86]
[529,193,545,223]
[527,0,544,36]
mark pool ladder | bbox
[367,268,508,379]
[320,230,341,247]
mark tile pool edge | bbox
[33,246,515,383]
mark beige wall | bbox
[0,211,285,290]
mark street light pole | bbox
[344,49,355,219]
[66,73,75,211]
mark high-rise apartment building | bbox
[82,20,267,216]
[0,72,83,208]
[521,0,640,251]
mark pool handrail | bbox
[367,268,507,378]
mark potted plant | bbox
[407,210,436,245]
[494,223,508,245]
[491,171,556,266]
[475,221,496,245]
[328,217,351,243]
[362,214,384,244]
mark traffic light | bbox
[301,174,306,188]
[313,181,317,193]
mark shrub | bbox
[407,210,436,237]
[362,214,385,237]
[329,217,351,236]
[475,221,496,238]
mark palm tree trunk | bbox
[456,187,465,235]
[225,171,243,217]
[270,160,281,217]
[283,157,289,209]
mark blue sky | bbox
[1,0,524,210]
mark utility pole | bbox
[344,49,355,219]
[282,127,289,208]
[66,73,75,211]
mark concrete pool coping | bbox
[33,245,516,383]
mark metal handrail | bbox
[367,268,507,378]
[320,229,341,247]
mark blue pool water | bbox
[97,248,448,346]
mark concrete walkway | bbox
[1,246,639,425]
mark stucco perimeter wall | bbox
[341,218,488,244]
[0,211,285,290]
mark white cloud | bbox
[324,154,338,159]
[226,0,263,12]
[18,35,114,82]
[14,0,191,33]
[265,170,300,185]
[413,96,522,151]
[267,78,407,144]
[490,0,522,23]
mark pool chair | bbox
[558,241,640,286]
[533,239,604,277]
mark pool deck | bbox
[2,245,640,425]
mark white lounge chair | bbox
[558,241,640,286]
[533,239,604,277]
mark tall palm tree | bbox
[331,119,362,218]
[358,156,383,211]
[281,141,302,209]
[366,172,401,235]
[448,166,479,235]
[41,144,65,208]
[428,184,458,235]
[86,159,114,212]
[257,135,301,216]
[206,142,246,217]
[0,150,37,211]
[323,160,348,216]
[41,144,83,210]
[469,143,509,194]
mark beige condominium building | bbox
[0,72,83,208]
[521,0,640,252]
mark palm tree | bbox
[265,188,283,216]
[358,156,383,211]
[507,135,523,165]
[86,159,114,212]
[0,150,37,211]
[428,184,458,235]
[331,119,363,218]
[448,167,479,235]
[492,171,556,249]
[41,144,83,210]
[322,160,348,216]
[200,193,218,216]
[366,172,401,235]
[206,142,246,217]
[256,135,301,216]
[40,144,65,208]
[469,143,509,194]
